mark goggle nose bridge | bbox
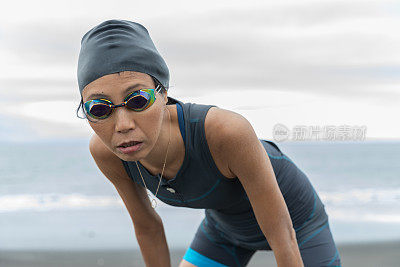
[110,102,127,109]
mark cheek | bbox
[88,122,113,142]
[143,106,164,137]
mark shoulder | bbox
[204,106,254,178]
[204,106,253,141]
[89,134,130,183]
[89,134,115,163]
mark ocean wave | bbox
[319,188,400,223]
[1,189,399,224]
[0,193,175,212]
[326,208,400,223]
[0,193,123,212]
[319,188,400,204]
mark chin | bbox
[119,150,145,162]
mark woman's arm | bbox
[205,109,304,267]
[89,135,171,267]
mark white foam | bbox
[319,188,400,223]
[326,208,400,223]
[319,188,400,205]
[0,192,175,212]
[2,188,399,225]
[0,193,123,212]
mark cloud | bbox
[148,3,400,102]
[0,0,399,139]
[1,1,398,104]
[0,100,92,141]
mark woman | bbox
[76,20,341,267]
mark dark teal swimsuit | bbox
[121,97,341,267]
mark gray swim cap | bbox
[77,19,169,95]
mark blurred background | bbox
[1,0,399,266]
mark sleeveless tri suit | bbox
[121,97,341,267]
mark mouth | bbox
[117,140,142,148]
[117,141,144,154]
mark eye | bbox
[126,92,151,109]
[84,99,112,116]
[90,103,112,118]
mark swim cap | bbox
[77,19,169,95]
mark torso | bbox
[135,103,236,181]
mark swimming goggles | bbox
[84,84,162,120]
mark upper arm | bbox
[89,134,163,233]
[206,109,294,241]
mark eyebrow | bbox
[87,83,149,100]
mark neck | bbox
[139,104,184,178]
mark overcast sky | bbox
[0,0,399,141]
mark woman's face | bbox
[81,71,168,161]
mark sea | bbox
[1,139,399,250]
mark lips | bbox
[117,142,143,154]
[118,140,142,148]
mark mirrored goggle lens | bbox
[89,103,111,118]
[126,91,152,110]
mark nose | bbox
[114,107,136,133]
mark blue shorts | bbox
[183,218,341,267]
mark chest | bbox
[128,104,246,209]
[143,106,236,181]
